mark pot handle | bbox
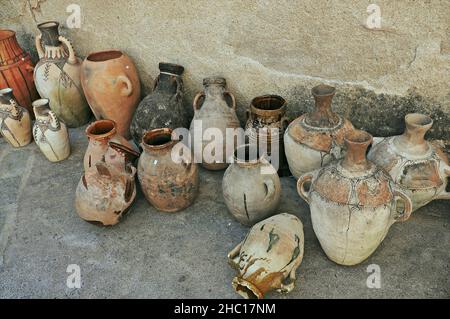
[58,36,77,65]
[193,92,205,111]
[436,165,450,200]
[48,110,61,130]
[117,75,133,97]
[35,34,45,59]
[392,189,413,222]
[263,178,276,201]
[224,91,237,110]
[297,173,313,205]
[227,241,242,270]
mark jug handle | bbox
[193,92,205,111]
[392,189,413,222]
[116,75,133,97]
[227,241,242,270]
[58,36,77,65]
[35,34,45,59]
[224,91,236,110]
[297,173,313,205]
[436,165,450,200]
[48,110,61,130]
[263,178,276,201]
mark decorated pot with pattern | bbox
[368,113,449,212]
[297,130,413,266]
[34,21,91,127]
[0,88,31,147]
[228,213,304,299]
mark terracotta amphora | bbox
[0,88,32,147]
[130,63,188,145]
[368,113,449,211]
[190,77,241,170]
[34,21,91,127]
[284,84,354,178]
[0,29,39,117]
[81,50,141,139]
[245,95,289,175]
[297,130,413,266]
[75,159,137,226]
[228,213,304,299]
[32,98,70,162]
[84,119,138,172]
[222,144,281,226]
[137,128,199,212]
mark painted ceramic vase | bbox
[297,130,413,266]
[190,77,241,170]
[130,63,188,145]
[245,95,289,175]
[34,21,91,127]
[228,213,304,299]
[0,29,39,117]
[284,84,354,178]
[81,50,141,139]
[84,119,138,172]
[137,128,199,212]
[32,98,70,162]
[222,144,281,226]
[75,159,137,226]
[368,113,449,211]
[0,88,32,147]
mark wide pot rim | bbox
[141,128,178,151]
[250,94,286,117]
[86,119,118,140]
[85,49,125,63]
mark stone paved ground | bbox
[0,127,449,298]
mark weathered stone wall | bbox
[2,0,449,145]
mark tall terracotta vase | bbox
[297,130,413,266]
[189,77,241,170]
[81,50,141,139]
[0,88,32,147]
[137,128,199,212]
[368,113,449,211]
[130,62,188,145]
[284,84,354,178]
[34,21,91,127]
[84,119,138,172]
[0,29,39,118]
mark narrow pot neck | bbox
[156,73,178,94]
[394,113,432,154]
[306,84,340,127]
[341,130,373,172]
[38,21,61,47]
[232,277,264,299]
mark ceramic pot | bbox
[137,128,199,212]
[130,63,188,145]
[81,50,141,139]
[228,213,304,299]
[0,29,39,117]
[297,130,413,266]
[34,21,91,127]
[84,119,138,172]
[190,77,241,170]
[75,159,137,226]
[284,84,354,178]
[245,95,289,175]
[0,88,32,147]
[32,98,70,162]
[368,113,449,211]
[222,144,281,226]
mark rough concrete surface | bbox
[1,0,449,144]
[0,128,449,298]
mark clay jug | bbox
[84,119,138,172]
[75,159,137,226]
[297,130,413,266]
[0,29,39,117]
[284,84,354,178]
[222,144,281,226]
[130,63,188,145]
[190,77,241,170]
[32,98,70,162]
[81,50,141,139]
[245,95,289,175]
[34,21,91,127]
[0,88,32,147]
[137,128,199,212]
[368,113,449,211]
[228,213,304,299]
